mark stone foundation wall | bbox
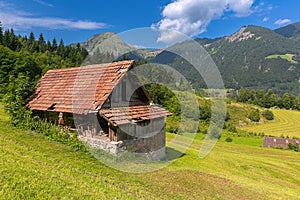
[78,129,166,160]
[78,136,124,155]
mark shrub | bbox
[208,127,221,139]
[227,122,237,133]
[166,125,179,134]
[248,109,260,122]
[262,110,274,120]
[225,137,233,142]
[258,132,265,137]
[288,143,299,152]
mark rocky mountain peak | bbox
[226,26,255,42]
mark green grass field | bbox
[266,54,298,64]
[1,105,300,199]
[241,109,300,138]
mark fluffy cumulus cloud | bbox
[274,19,291,26]
[0,1,106,30]
[153,0,255,43]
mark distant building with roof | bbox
[263,136,300,149]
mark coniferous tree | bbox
[2,29,19,51]
[58,39,65,56]
[52,38,57,51]
[29,32,35,45]
[0,21,3,45]
[59,38,64,48]
[46,40,51,51]
[38,33,46,52]
[3,30,10,48]
[28,32,37,52]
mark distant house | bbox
[263,136,300,149]
[27,60,171,159]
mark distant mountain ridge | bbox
[80,22,300,94]
[275,22,300,38]
[203,25,300,93]
[80,32,161,64]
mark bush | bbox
[226,122,237,133]
[208,127,221,139]
[262,110,274,120]
[28,116,86,151]
[248,109,260,122]
[288,143,299,152]
[166,125,179,134]
[258,132,265,137]
[225,137,233,142]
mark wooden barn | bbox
[27,60,171,159]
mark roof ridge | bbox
[46,60,135,73]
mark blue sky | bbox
[0,0,299,45]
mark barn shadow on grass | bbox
[165,147,186,161]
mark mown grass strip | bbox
[241,110,300,137]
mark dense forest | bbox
[0,21,88,97]
[0,21,89,150]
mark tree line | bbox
[0,21,88,125]
[0,21,88,97]
[0,21,88,151]
[230,88,300,110]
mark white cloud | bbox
[274,19,291,26]
[153,0,255,43]
[263,17,269,22]
[33,0,54,7]
[0,1,107,30]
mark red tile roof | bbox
[99,105,172,126]
[27,60,135,114]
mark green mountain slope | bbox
[79,23,300,94]
[206,25,300,94]
[152,25,300,94]
[274,22,300,38]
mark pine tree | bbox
[52,38,57,51]
[46,40,51,51]
[2,29,19,51]
[38,33,46,52]
[59,39,64,48]
[29,32,35,45]
[0,21,3,45]
[58,39,65,56]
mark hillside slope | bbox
[1,104,300,199]
[275,22,300,38]
[241,109,300,137]
[152,25,300,94]
[208,25,300,93]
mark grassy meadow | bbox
[1,104,300,199]
[241,109,300,138]
[266,54,298,64]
